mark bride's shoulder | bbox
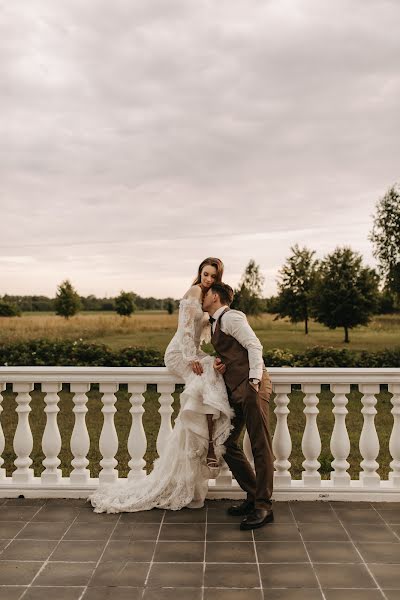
[182,285,202,301]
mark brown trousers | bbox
[224,371,274,509]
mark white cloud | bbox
[0,0,399,297]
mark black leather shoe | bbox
[240,508,274,530]
[227,499,255,516]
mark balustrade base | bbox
[41,470,62,484]
[70,472,90,484]
[11,472,34,484]
[330,473,351,486]
[389,473,400,486]
[0,477,399,502]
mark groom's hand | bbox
[213,357,226,374]
[190,360,203,375]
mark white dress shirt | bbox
[211,306,264,381]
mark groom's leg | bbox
[242,373,274,509]
[224,400,257,502]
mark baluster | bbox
[215,458,232,486]
[389,383,400,486]
[330,384,351,486]
[359,384,380,486]
[128,383,147,480]
[99,383,119,483]
[273,384,292,486]
[243,430,254,465]
[301,383,321,485]
[12,382,34,483]
[157,384,175,457]
[41,382,62,483]
[0,383,5,479]
[70,383,91,484]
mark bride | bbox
[89,257,233,512]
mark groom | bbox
[202,282,274,530]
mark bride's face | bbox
[200,265,218,289]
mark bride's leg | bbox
[206,414,217,463]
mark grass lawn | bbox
[0,387,394,481]
[0,311,400,353]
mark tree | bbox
[311,247,379,343]
[376,289,397,314]
[54,280,81,319]
[275,245,318,334]
[165,298,175,315]
[115,291,136,317]
[264,295,281,313]
[0,299,21,317]
[231,259,265,315]
[369,184,400,303]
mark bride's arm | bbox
[180,286,202,364]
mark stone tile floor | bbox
[0,497,399,599]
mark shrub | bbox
[0,339,163,367]
[0,301,21,317]
[293,346,356,368]
[1,340,399,368]
[262,348,295,366]
[263,345,400,368]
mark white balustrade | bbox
[157,383,175,456]
[99,383,119,483]
[0,383,5,479]
[0,367,398,501]
[41,382,62,484]
[128,383,147,480]
[389,383,400,487]
[215,458,232,486]
[301,384,321,486]
[330,384,351,485]
[273,384,292,486]
[12,382,34,483]
[359,384,380,487]
[70,383,91,484]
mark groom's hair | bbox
[210,282,234,306]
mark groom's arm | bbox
[221,311,264,381]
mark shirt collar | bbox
[211,305,228,322]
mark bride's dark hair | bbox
[192,257,224,285]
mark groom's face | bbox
[202,288,214,312]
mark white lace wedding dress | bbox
[89,297,233,513]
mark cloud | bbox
[0,0,399,297]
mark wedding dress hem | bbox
[88,297,233,513]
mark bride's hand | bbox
[190,360,203,375]
[213,357,226,374]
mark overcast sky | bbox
[1,0,399,299]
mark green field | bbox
[1,311,400,352]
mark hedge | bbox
[0,339,399,368]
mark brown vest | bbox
[211,307,250,393]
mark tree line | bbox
[1,182,399,343]
[0,289,178,318]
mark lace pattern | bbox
[180,298,200,362]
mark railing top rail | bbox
[0,366,399,384]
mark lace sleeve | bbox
[179,299,200,363]
[200,313,211,346]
